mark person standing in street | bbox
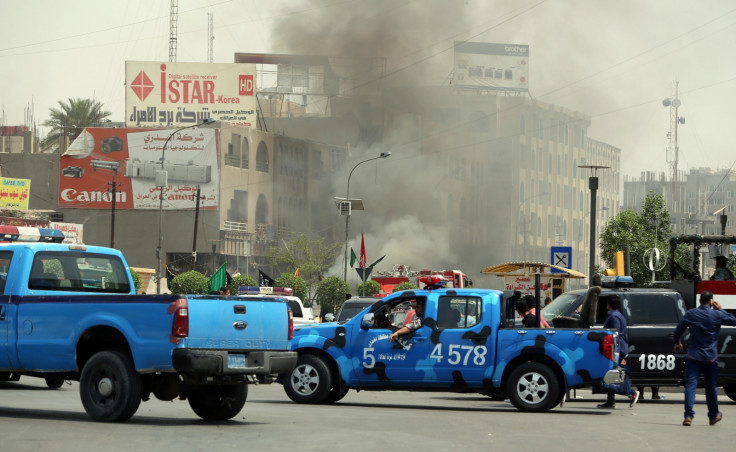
[674,290,736,426]
[593,296,639,408]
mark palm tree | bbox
[41,98,112,149]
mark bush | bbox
[357,280,381,297]
[228,274,257,295]
[275,273,309,305]
[316,276,350,320]
[393,281,419,292]
[170,270,210,294]
[129,268,142,293]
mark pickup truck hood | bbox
[184,296,291,351]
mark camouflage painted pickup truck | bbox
[279,287,621,412]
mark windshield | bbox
[337,303,373,322]
[541,292,584,322]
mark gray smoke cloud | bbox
[270,0,502,288]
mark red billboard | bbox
[59,127,220,210]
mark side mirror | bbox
[361,313,375,329]
[324,313,335,322]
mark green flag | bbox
[209,263,227,292]
[350,248,358,268]
[369,254,386,268]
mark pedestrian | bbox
[524,295,550,328]
[515,299,536,327]
[673,290,736,426]
[219,286,230,295]
[592,296,639,408]
[710,255,734,281]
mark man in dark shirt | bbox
[674,290,736,426]
[593,296,639,408]
[515,299,536,327]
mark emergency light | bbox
[0,226,65,243]
[238,286,294,296]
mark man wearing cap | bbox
[711,255,734,280]
[674,290,736,426]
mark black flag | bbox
[258,269,274,287]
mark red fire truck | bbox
[371,265,473,297]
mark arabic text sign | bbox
[0,177,30,210]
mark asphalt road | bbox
[1,377,734,452]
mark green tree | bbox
[393,281,419,292]
[41,97,111,148]
[316,276,350,320]
[275,272,309,305]
[228,274,257,295]
[599,193,689,286]
[129,267,142,293]
[170,270,211,294]
[357,280,380,297]
[269,233,343,302]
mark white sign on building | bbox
[49,222,84,244]
[453,42,529,92]
[125,61,257,128]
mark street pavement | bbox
[1,378,734,451]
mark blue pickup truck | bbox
[280,288,621,411]
[0,227,296,422]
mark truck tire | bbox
[723,384,736,402]
[45,377,65,389]
[80,351,142,422]
[188,383,248,421]
[507,362,560,412]
[283,354,332,404]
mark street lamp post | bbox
[579,165,610,286]
[578,206,609,277]
[341,152,391,282]
[156,118,216,294]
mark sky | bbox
[3,0,736,280]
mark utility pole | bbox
[192,186,201,268]
[106,174,121,248]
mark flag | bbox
[359,233,367,268]
[295,268,300,277]
[209,263,227,292]
[350,248,358,268]
[258,269,274,287]
[369,254,386,268]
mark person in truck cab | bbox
[710,255,734,281]
[389,299,424,342]
[674,290,736,426]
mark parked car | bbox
[335,296,381,322]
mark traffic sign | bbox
[551,246,572,274]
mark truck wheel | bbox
[188,383,248,421]
[723,384,736,402]
[507,362,560,412]
[45,377,65,389]
[80,351,142,422]
[283,354,332,404]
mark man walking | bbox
[674,290,736,426]
[593,296,639,408]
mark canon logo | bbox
[61,189,127,203]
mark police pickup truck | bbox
[279,287,621,412]
[0,227,296,422]
[542,276,736,401]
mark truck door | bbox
[429,295,490,385]
[624,293,686,381]
[0,251,13,369]
[352,297,434,385]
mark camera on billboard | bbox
[100,136,123,154]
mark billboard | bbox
[50,222,84,244]
[453,42,529,92]
[59,127,220,210]
[125,61,257,128]
[0,177,30,210]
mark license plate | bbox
[228,354,246,369]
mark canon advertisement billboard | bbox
[453,42,529,92]
[59,127,219,210]
[125,61,257,128]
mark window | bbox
[0,250,12,294]
[625,295,681,325]
[439,296,481,329]
[28,252,131,293]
